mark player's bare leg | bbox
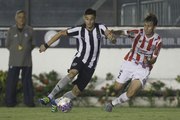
[126,80,142,98]
[114,81,125,92]
[105,81,125,112]
[105,80,142,112]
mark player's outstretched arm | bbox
[105,29,116,44]
[39,30,67,53]
[112,29,136,39]
[113,30,125,36]
[112,30,130,37]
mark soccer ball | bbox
[57,97,72,113]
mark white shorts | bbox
[116,61,150,86]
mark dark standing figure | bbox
[5,10,35,107]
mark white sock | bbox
[54,91,76,105]
[54,97,61,104]
[112,92,129,106]
[63,91,76,100]
[48,75,71,99]
[48,94,54,99]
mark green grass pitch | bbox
[0,107,180,120]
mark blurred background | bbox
[0,0,180,107]
[0,0,180,26]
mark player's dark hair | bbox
[84,8,96,17]
[144,13,158,26]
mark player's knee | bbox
[72,85,81,96]
[126,90,136,98]
[68,69,78,79]
[127,80,142,98]
[114,86,120,92]
[114,85,120,91]
[114,82,123,91]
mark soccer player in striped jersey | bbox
[39,8,116,112]
[105,13,162,112]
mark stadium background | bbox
[0,0,180,107]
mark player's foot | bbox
[51,104,58,113]
[104,102,113,112]
[39,97,51,105]
[50,99,58,112]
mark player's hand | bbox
[39,44,47,53]
[143,57,148,64]
[127,31,135,38]
[110,36,116,44]
[110,35,116,44]
[106,30,116,44]
[143,57,151,65]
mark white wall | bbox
[0,48,180,79]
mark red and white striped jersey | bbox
[124,29,162,70]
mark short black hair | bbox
[16,10,26,15]
[84,8,96,17]
[144,13,158,26]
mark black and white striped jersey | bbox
[67,23,107,69]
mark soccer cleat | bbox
[104,102,113,112]
[50,99,58,113]
[51,104,58,113]
[39,97,51,105]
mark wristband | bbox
[44,43,49,49]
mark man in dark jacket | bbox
[5,10,35,107]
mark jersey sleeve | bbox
[153,38,162,58]
[99,24,107,37]
[66,27,80,38]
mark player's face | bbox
[15,12,26,28]
[84,15,96,30]
[144,21,156,38]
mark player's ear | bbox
[83,15,86,21]
[153,25,156,30]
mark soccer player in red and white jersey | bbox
[105,13,162,112]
